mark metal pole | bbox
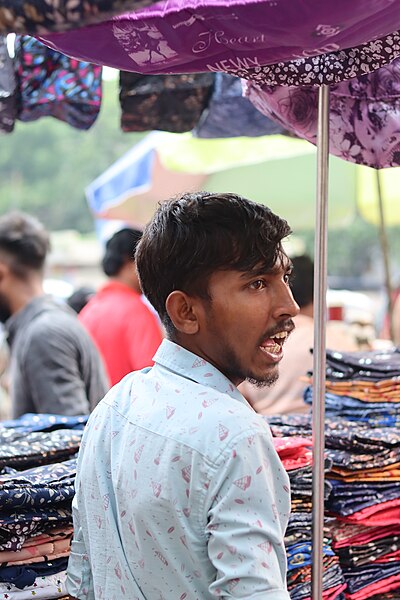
[376,170,395,342]
[312,84,330,600]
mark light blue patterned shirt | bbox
[67,339,291,599]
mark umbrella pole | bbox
[312,84,330,600]
[375,170,394,342]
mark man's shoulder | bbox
[20,304,89,349]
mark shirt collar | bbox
[153,339,251,407]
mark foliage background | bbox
[0,78,143,232]
[1,77,399,284]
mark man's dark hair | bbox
[136,191,291,336]
[290,254,314,308]
[102,228,142,277]
[67,286,96,313]
[0,211,50,278]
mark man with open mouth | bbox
[67,191,299,600]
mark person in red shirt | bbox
[79,228,163,386]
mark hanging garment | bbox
[0,0,158,35]
[0,35,16,133]
[37,1,400,83]
[14,35,102,130]
[193,73,284,138]
[231,30,400,87]
[247,57,400,169]
[119,71,214,132]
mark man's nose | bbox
[272,284,300,320]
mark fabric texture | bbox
[15,35,102,130]
[0,0,158,35]
[0,35,17,133]
[119,71,214,132]
[247,57,400,169]
[67,339,291,599]
[5,295,109,418]
[193,72,284,138]
[79,281,163,386]
[0,413,88,434]
[0,570,66,598]
[37,1,400,84]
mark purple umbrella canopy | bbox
[246,56,400,168]
[37,0,400,85]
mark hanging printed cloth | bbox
[193,72,285,138]
[119,71,214,133]
[14,35,102,130]
[0,35,17,133]
[0,0,158,35]
[246,55,400,169]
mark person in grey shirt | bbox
[0,211,109,418]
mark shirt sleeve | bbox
[126,303,163,371]
[206,430,291,599]
[66,483,94,599]
[22,326,91,415]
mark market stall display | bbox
[0,415,88,600]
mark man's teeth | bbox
[259,331,288,355]
[260,344,281,354]
[273,331,288,340]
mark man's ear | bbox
[165,291,200,335]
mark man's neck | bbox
[10,279,44,316]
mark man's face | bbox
[194,257,299,387]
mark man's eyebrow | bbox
[239,261,293,279]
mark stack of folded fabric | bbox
[272,436,346,600]
[325,421,400,600]
[304,348,400,427]
[267,413,400,599]
[0,414,86,600]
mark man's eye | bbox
[249,280,266,290]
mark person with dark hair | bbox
[79,227,163,385]
[240,254,357,414]
[67,192,298,600]
[0,211,109,417]
[67,286,95,314]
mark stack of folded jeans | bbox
[304,348,400,427]
[272,435,346,600]
[0,414,85,600]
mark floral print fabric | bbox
[0,459,76,510]
[0,570,67,599]
[119,71,214,132]
[237,31,400,87]
[247,57,400,168]
[0,429,82,470]
[0,0,157,35]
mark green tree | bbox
[0,78,144,232]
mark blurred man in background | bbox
[79,227,163,386]
[0,211,109,418]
